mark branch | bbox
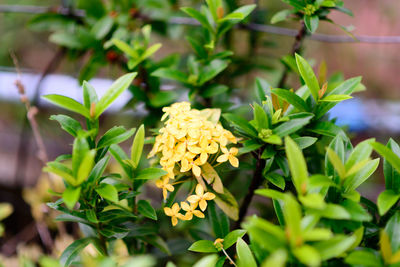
[2,5,400,44]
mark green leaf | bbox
[181,7,214,33]
[295,53,320,101]
[87,156,110,184]
[91,16,113,40]
[137,200,157,220]
[202,84,229,98]
[283,195,302,246]
[271,9,293,24]
[42,95,90,118]
[223,113,258,137]
[285,136,308,195]
[60,237,93,267]
[198,60,228,85]
[383,139,400,192]
[97,126,135,149]
[223,229,246,250]
[109,144,131,176]
[223,4,256,22]
[49,32,85,49]
[50,115,82,137]
[62,187,81,210]
[193,254,219,267]
[151,68,188,83]
[304,15,319,33]
[262,249,288,267]
[272,88,309,112]
[314,235,356,260]
[236,238,257,267]
[293,245,321,267]
[82,81,98,109]
[135,168,167,180]
[256,189,286,200]
[274,115,314,137]
[293,136,317,149]
[341,199,372,222]
[378,190,400,216]
[207,201,230,238]
[320,94,353,102]
[188,240,218,253]
[72,137,90,177]
[131,125,145,168]
[142,43,162,60]
[76,150,96,185]
[255,77,271,101]
[385,212,400,252]
[319,204,351,220]
[149,91,177,108]
[265,173,285,190]
[253,103,269,131]
[111,39,138,58]
[326,148,346,179]
[95,73,137,118]
[213,188,239,220]
[343,158,379,192]
[373,141,400,173]
[0,203,13,221]
[345,250,383,267]
[95,183,119,203]
[44,162,76,186]
[299,193,326,210]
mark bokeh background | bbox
[0,0,400,261]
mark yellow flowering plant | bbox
[149,102,239,225]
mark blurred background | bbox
[0,0,399,262]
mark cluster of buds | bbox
[149,102,239,225]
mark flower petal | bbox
[181,202,190,211]
[199,199,207,211]
[217,154,229,163]
[193,210,205,218]
[203,192,216,201]
[195,184,204,196]
[229,155,239,168]
[187,195,201,203]
[171,216,178,226]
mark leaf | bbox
[135,168,167,180]
[201,163,223,193]
[50,115,82,137]
[293,136,317,149]
[314,235,356,260]
[76,150,96,185]
[345,138,374,169]
[151,68,188,83]
[295,53,320,101]
[131,125,145,168]
[262,249,288,267]
[198,60,228,85]
[95,183,119,203]
[91,16,113,40]
[271,9,293,24]
[272,88,309,112]
[319,204,351,220]
[320,94,353,102]
[137,200,157,220]
[44,162,76,186]
[255,77,271,101]
[0,203,13,221]
[95,73,137,118]
[142,43,162,60]
[293,245,321,267]
[72,137,90,178]
[213,188,239,220]
[188,240,218,253]
[62,187,81,210]
[202,84,229,98]
[345,250,383,267]
[223,229,247,250]
[42,95,90,118]
[236,238,257,267]
[343,158,380,192]
[193,254,219,267]
[256,189,286,200]
[385,212,400,252]
[341,199,372,222]
[111,39,138,58]
[377,190,400,216]
[207,201,230,238]
[223,113,258,137]
[60,237,93,266]
[97,127,136,149]
[264,173,285,190]
[285,137,308,195]
[82,81,98,108]
[304,15,319,33]
[49,32,85,49]
[253,103,269,131]
[383,139,400,192]
[149,91,177,108]
[181,7,214,33]
[326,148,346,179]
[274,115,314,137]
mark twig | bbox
[1,5,400,44]
[234,149,266,229]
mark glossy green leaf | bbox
[285,136,308,195]
[95,73,137,118]
[385,212,400,251]
[62,187,81,210]
[60,237,93,266]
[97,126,135,149]
[50,115,82,137]
[253,103,269,130]
[274,115,313,137]
[272,88,309,112]
[135,168,168,180]
[345,250,382,267]
[383,139,400,192]
[82,81,98,109]
[320,94,352,102]
[91,16,113,40]
[314,235,356,260]
[131,124,144,168]
[223,113,258,137]
[236,238,257,267]
[343,158,379,192]
[295,53,320,101]
[293,245,321,267]
[304,15,319,33]
[42,95,90,118]
[137,200,157,220]
[223,229,246,250]
[152,68,188,83]
[378,190,400,216]
[181,7,214,33]
[76,150,96,185]
[188,240,218,253]
[95,183,119,203]
[271,9,293,24]
[193,254,219,267]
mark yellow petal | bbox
[188,146,202,154]
[171,216,178,226]
[199,152,208,165]
[230,147,239,156]
[207,142,218,154]
[172,203,180,214]
[184,212,193,220]
[193,210,205,218]
[187,195,201,203]
[199,199,207,211]
[164,207,173,216]
[195,184,204,196]
[203,192,215,201]
[192,164,201,177]
[163,189,168,200]
[166,184,174,192]
[181,202,190,211]
[217,154,229,163]
[229,155,239,168]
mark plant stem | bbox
[278,21,307,88]
[234,149,265,229]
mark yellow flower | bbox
[181,201,205,220]
[164,203,184,226]
[155,176,174,200]
[187,184,215,211]
[217,147,239,167]
[188,136,218,165]
[180,152,202,177]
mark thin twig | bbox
[2,4,400,44]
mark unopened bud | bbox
[217,6,224,19]
[90,102,96,118]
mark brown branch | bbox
[2,5,400,44]
[234,149,266,229]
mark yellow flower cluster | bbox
[149,101,239,226]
